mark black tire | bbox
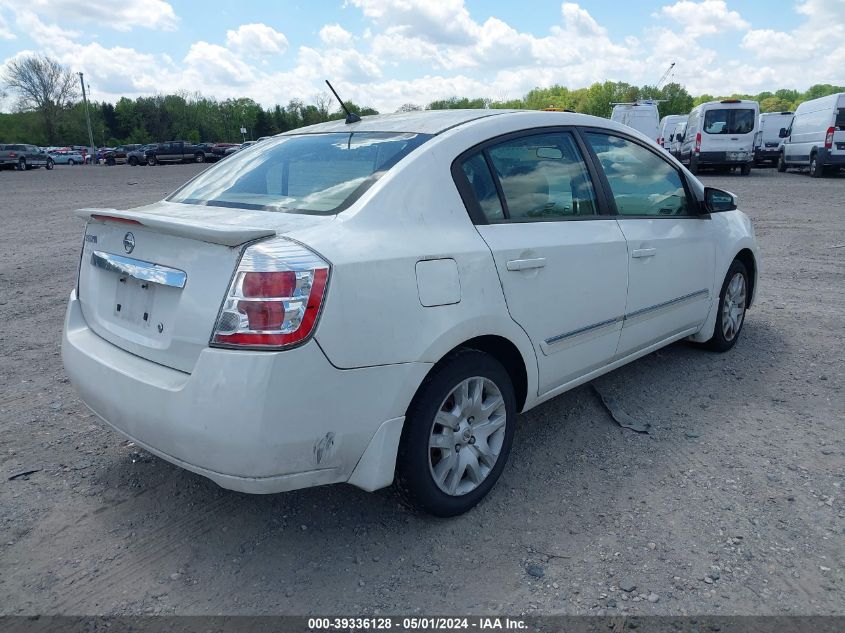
[106,156,116,166]
[740,163,751,176]
[45,158,54,170]
[195,153,205,163]
[16,158,26,171]
[689,155,700,175]
[777,153,787,172]
[68,159,76,166]
[394,349,516,517]
[148,155,158,166]
[128,156,138,166]
[703,259,749,353]
[809,152,823,178]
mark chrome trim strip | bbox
[91,251,187,289]
[543,289,710,347]
[545,316,624,345]
[624,288,709,320]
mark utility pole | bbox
[78,72,95,164]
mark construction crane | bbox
[655,62,676,90]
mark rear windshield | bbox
[703,108,756,134]
[168,132,432,215]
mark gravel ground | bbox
[0,162,842,616]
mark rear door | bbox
[582,130,716,357]
[454,129,628,394]
[701,106,757,159]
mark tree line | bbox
[1,54,842,147]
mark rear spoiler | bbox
[75,208,276,247]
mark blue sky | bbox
[0,0,842,112]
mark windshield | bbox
[703,108,756,134]
[168,132,431,215]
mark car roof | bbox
[284,109,524,136]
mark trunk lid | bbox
[76,202,333,372]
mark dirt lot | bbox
[0,162,842,616]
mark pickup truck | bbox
[0,144,55,170]
[145,141,209,165]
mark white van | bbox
[754,111,793,165]
[670,120,688,159]
[679,99,759,175]
[610,101,660,141]
[658,114,688,151]
[778,93,845,177]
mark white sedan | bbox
[62,110,758,516]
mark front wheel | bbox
[16,158,26,171]
[703,260,749,352]
[128,157,138,166]
[740,163,751,176]
[394,349,516,517]
[45,158,54,170]
[777,154,787,172]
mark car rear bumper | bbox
[697,151,753,165]
[754,148,779,161]
[62,290,429,493]
[819,148,845,166]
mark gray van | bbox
[778,93,845,177]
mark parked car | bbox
[103,144,143,166]
[49,150,86,165]
[210,143,239,161]
[146,141,209,165]
[126,144,157,166]
[0,144,54,170]
[224,141,256,156]
[657,114,688,151]
[679,99,759,175]
[778,92,845,177]
[752,112,794,166]
[669,120,688,159]
[62,110,759,517]
[610,101,660,140]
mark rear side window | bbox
[703,108,755,134]
[836,109,845,130]
[585,132,690,217]
[462,131,598,222]
[169,132,431,215]
[461,154,504,221]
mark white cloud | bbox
[347,0,479,45]
[319,23,353,47]
[1,0,178,32]
[226,23,288,57]
[184,42,256,86]
[657,0,747,38]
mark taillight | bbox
[211,238,330,350]
[824,126,834,149]
[695,132,702,154]
[8,152,16,158]
[658,137,663,146]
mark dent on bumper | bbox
[62,291,430,494]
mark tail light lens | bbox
[695,132,702,154]
[8,152,16,158]
[211,238,330,350]
[657,136,663,146]
[824,126,834,149]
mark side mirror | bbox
[703,187,737,213]
[779,127,789,138]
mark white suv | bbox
[62,110,759,516]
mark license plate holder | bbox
[114,275,156,328]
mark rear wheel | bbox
[147,155,158,166]
[777,153,787,172]
[45,158,54,170]
[395,349,516,517]
[809,152,823,178]
[128,156,138,166]
[16,158,26,171]
[67,159,76,166]
[195,153,205,163]
[106,156,116,166]
[689,156,700,175]
[703,259,748,352]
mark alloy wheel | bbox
[721,272,746,342]
[428,376,507,496]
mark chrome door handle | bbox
[506,257,547,271]
[631,248,656,259]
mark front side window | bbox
[703,108,755,134]
[585,132,690,217]
[471,132,598,222]
[169,132,431,215]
